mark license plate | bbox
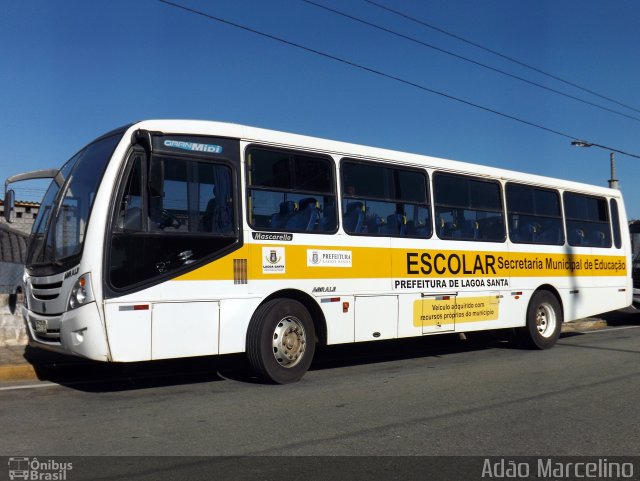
[35,319,48,334]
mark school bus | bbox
[4,120,631,383]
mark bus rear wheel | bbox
[517,290,562,349]
[246,298,316,384]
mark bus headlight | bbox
[68,273,95,311]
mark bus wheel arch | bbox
[262,289,328,346]
[245,290,325,384]
[517,285,563,349]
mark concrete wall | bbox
[0,224,29,345]
[0,293,27,346]
[0,200,39,235]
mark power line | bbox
[157,1,576,139]
[156,0,640,160]
[364,0,640,115]
[303,0,640,123]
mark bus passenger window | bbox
[434,173,505,242]
[341,160,431,238]
[506,183,563,245]
[246,147,337,233]
[563,192,611,248]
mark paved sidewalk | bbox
[0,309,637,383]
[0,344,92,381]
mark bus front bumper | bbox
[23,302,111,361]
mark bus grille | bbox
[31,281,62,301]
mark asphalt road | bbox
[1,325,639,460]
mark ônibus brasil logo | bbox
[8,457,73,480]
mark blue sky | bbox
[2,0,639,217]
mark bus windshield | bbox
[26,133,122,269]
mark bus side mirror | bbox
[3,189,15,223]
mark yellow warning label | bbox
[413,296,500,327]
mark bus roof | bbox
[131,119,621,198]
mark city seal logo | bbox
[267,250,281,264]
[311,251,319,265]
[262,247,285,274]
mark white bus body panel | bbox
[22,120,632,363]
[151,302,219,360]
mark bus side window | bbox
[434,173,504,242]
[341,160,431,238]
[610,198,622,249]
[246,147,337,233]
[564,192,611,248]
[506,183,563,245]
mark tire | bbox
[246,298,316,384]
[517,290,562,349]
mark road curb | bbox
[0,363,37,381]
[560,319,607,332]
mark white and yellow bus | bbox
[4,120,631,383]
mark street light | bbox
[570,140,640,190]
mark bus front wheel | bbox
[246,298,316,384]
[517,290,562,349]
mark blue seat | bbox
[462,219,480,240]
[569,228,585,245]
[379,213,406,235]
[538,227,561,244]
[319,200,336,231]
[270,201,296,228]
[587,230,606,246]
[343,202,365,233]
[285,198,318,231]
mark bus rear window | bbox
[563,192,611,247]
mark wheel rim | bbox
[272,316,307,368]
[535,302,557,338]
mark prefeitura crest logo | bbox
[267,250,281,264]
[262,247,285,274]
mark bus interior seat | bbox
[538,227,561,245]
[462,219,480,240]
[379,213,406,235]
[569,228,585,245]
[415,220,430,237]
[319,200,336,231]
[522,222,540,243]
[344,202,365,233]
[588,230,606,246]
[285,198,318,231]
[437,217,459,239]
[270,201,297,228]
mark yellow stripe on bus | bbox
[176,244,627,281]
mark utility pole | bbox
[608,152,619,189]
[570,140,640,190]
